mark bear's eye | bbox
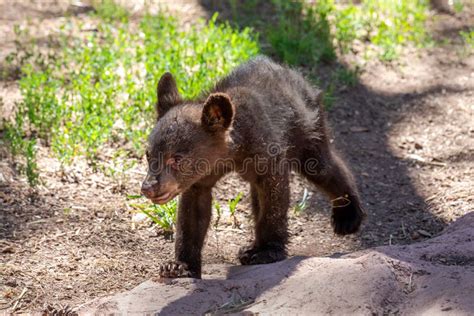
[166,154,183,170]
[174,154,183,164]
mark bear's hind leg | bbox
[300,145,366,235]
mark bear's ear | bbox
[156,72,181,118]
[201,93,234,132]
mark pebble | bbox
[132,212,148,223]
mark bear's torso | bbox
[210,56,326,178]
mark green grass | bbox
[268,0,336,66]
[460,29,474,51]
[228,192,243,227]
[453,0,465,13]
[127,192,244,232]
[293,188,309,215]
[358,0,430,61]
[213,199,222,228]
[3,3,259,185]
[333,66,359,87]
[2,0,434,186]
[257,0,431,65]
[128,195,178,233]
[93,0,129,22]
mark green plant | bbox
[453,0,464,13]
[128,195,178,233]
[294,188,309,215]
[334,66,358,87]
[460,29,474,51]
[268,0,336,65]
[228,192,243,216]
[359,0,430,61]
[323,83,336,110]
[253,0,430,65]
[93,0,129,22]
[24,140,40,186]
[4,5,259,185]
[228,192,243,227]
[213,199,222,228]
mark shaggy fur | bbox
[142,56,365,278]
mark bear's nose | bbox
[141,180,158,198]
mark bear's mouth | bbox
[150,190,179,205]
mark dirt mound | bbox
[80,212,474,315]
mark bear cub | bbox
[142,56,365,278]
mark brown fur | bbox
[142,56,366,278]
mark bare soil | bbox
[0,0,473,313]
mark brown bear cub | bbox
[142,56,365,278]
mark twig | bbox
[214,227,245,233]
[11,287,27,312]
[405,154,447,167]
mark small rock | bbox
[407,153,426,163]
[132,212,148,223]
[414,142,423,150]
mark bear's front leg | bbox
[158,183,212,279]
[239,170,290,265]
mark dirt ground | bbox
[0,0,473,313]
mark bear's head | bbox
[141,72,234,204]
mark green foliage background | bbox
[4,8,258,184]
[3,0,441,186]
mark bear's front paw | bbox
[238,244,287,265]
[331,196,365,235]
[158,261,194,278]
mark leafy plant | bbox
[128,195,178,233]
[228,192,243,217]
[334,66,359,87]
[460,29,474,52]
[294,188,309,215]
[453,0,464,13]
[228,192,243,227]
[323,83,337,110]
[268,0,336,66]
[24,140,40,186]
[4,0,434,187]
[93,0,129,22]
[213,199,222,228]
[4,5,259,186]
[259,0,430,65]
